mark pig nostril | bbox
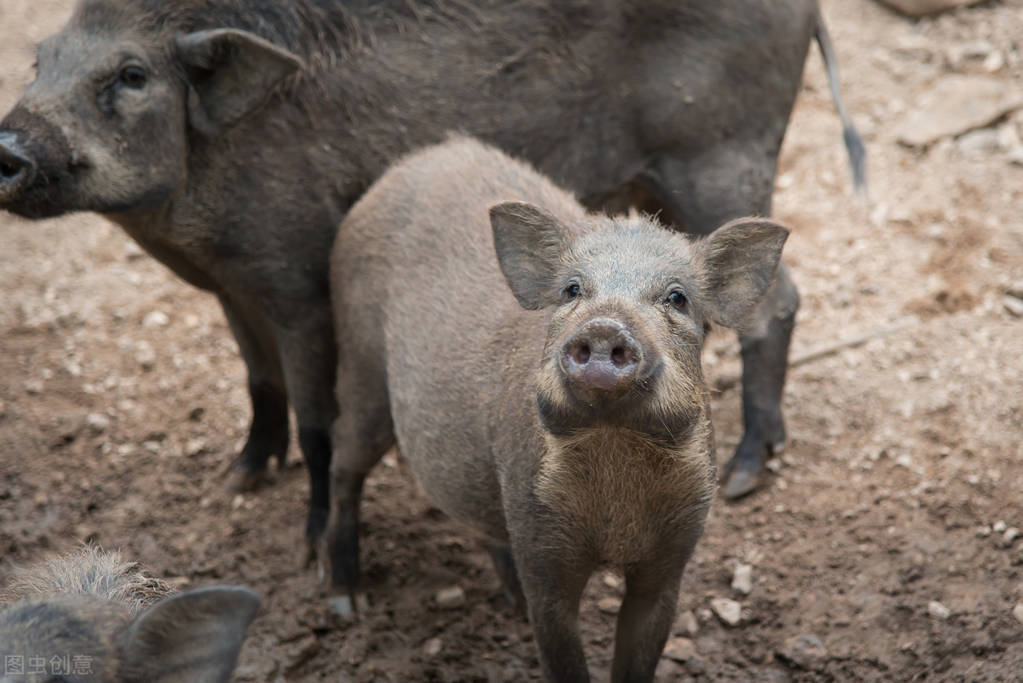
[569,342,590,365]
[0,162,17,178]
[611,346,630,367]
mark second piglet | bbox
[325,136,788,682]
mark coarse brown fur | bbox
[0,0,860,551]
[325,136,788,681]
[0,548,259,683]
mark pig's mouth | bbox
[537,360,700,445]
[0,111,82,219]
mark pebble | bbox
[435,585,466,609]
[677,609,699,636]
[710,598,742,626]
[85,413,110,433]
[994,520,1007,533]
[661,637,696,662]
[731,564,753,595]
[1003,527,1019,546]
[928,600,951,619]
[602,571,622,589]
[423,637,443,657]
[1004,296,1023,318]
[1013,604,1023,624]
[597,597,620,614]
[142,310,169,328]
[895,75,1023,147]
[955,128,1000,156]
[877,0,985,17]
[135,341,157,370]
[777,634,828,669]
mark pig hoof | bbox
[722,467,763,500]
[328,592,369,618]
[225,467,272,493]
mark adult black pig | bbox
[0,0,863,555]
[325,135,788,681]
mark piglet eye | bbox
[667,290,687,311]
[563,283,581,300]
[118,65,147,89]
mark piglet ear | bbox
[118,586,260,683]
[176,28,304,136]
[696,218,789,328]
[490,201,570,310]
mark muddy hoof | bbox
[328,592,369,618]
[722,466,763,500]
[226,467,273,493]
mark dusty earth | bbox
[1,0,1022,680]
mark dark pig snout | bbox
[560,318,650,393]
[0,132,36,201]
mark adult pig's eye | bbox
[667,290,687,311]
[563,283,581,300]
[118,65,147,89]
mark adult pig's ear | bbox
[696,218,789,328]
[118,586,260,683]
[491,201,570,310]
[176,29,304,136]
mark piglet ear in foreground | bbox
[118,585,260,683]
[176,29,305,136]
[490,201,569,310]
[697,218,789,328]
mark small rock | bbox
[435,585,466,609]
[1007,282,1023,300]
[994,520,1007,533]
[662,637,697,662]
[928,600,951,619]
[877,0,986,17]
[25,379,43,395]
[1003,527,1020,546]
[85,413,110,433]
[423,637,443,657]
[956,128,1000,156]
[710,598,742,626]
[777,634,828,670]
[895,75,1023,148]
[598,596,620,614]
[731,564,753,595]
[1004,296,1023,318]
[123,242,145,260]
[0,400,5,417]
[1009,146,1023,166]
[142,310,169,328]
[231,494,245,509]
[982,51,1005,73]
[602,571,622,589]
[135,341,157,370]
[185,438,207,457]
[1013,604,1023,624]
[677,609,699,636]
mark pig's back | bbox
[332,136,580,538]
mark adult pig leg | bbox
[218,295,289,492]
[275,318,338,561]
[643,148,798,498]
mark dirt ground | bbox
[1,0,1022,680]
